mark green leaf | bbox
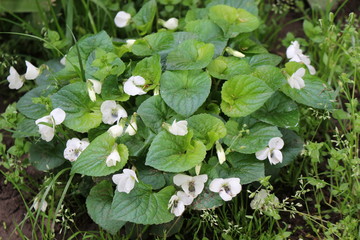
[101,75,129,101]
[192,189,223,210]
[86,181,125,234]
[111,184,175,225]
[185,19,227,57]
[251,65,285,90]
[51,82,102,132]
[132,55,162,90]
[221,75,274,117]
[187,114,227,149]
[281,75,336,110]
[166,39,214,70]
[160,70,211,117]
[146,131,206,172]
[29,141,65,171]
[252,92,299,128]
[132,32,174,56]
[207,0,258,16]
[13,118,39,138]
[224,118,282,154]
[207,56,252,80]
[137,165,166,190]
[35,59,64,86]
[137,95,177,132]
[71,132,129,176]
[247,53,282,67]
[132,0,157,35]
[66,31,113,72]
[17,85,56,119]
[208,5,259,38]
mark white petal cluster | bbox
[33,197,48,212]
[125,113,138,136]
[287,68,305,89]
[168,191,194,216]
[87,79,102,102]
[286,41,316,75]
[112,169,139,193]
[168,120,188,136]
[216,141,226,164]
[108,125,124,138]
[209,178,242,201]
[123,76,146,96]
[7,61,41,89]
[162,18,179,30]
[7,67,25,90]
[25,60,40,80]
[255,137,284,165]
[101,100,128,125]
[106,147,121,167]
[63,138,89,162]
[114,11,131,28]
[173,174,208,198]
[35,108,66,142]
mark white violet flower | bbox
[108,125,124,138]
[123,76,146,96]
[112,169,139,193]
[114,11,131,28]
[168,120,188,136]
[25,60,40,80]
[168,191,194,216]
[7,66,25,90]
[63,138,89,162]
[286,41,316,75]
[173,174,208,198]
[162,18,179,30]
[209,178,242,201]
[126,39,136,48]
[125,113,138,136]
[106,147,121,167]
[35,108,66,142]
[60,55,66,65]
[33,197,48,212]
[255,137,284,165]
[287,67,306,89]
[101,100,128,125]
[87,79,102,102]
[216,141,226,164]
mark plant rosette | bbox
[8,0,335,234]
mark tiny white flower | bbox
[225,47,245,58]
[25,60,40,80]
[255,137,284,165]
[35,108,66,142]
[209,178,242,201]
[168,120,188,136]
[33,197,48,212]
[7,66,25,90]
[287,67,306,89]
[123,76,146,96]
[112,169,139,193]
[162,18,179,30]
[286,41,316,75]
[126,39,136,48]
[168,191,194,216]
[114,11,131,28]
[106,147,121,167]
[87,79,102,102]
[108,125,124,138]
[125,113,137,136]
[101,100,128,125]
[60,55,66,65]
[173,174,208,198]
[63,138,89,162]
[216,141,226,164]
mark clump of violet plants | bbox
[4,0,335,234]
